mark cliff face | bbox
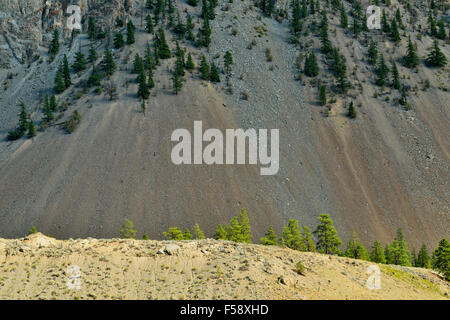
[0,0,448,248]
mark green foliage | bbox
[391,62,401,90]
[385,228,411,266]
[120,219,137,239]
[126,20,135,45]
[8,102,29,141]
[403,36,419,68]
[224,51,233,75]
[183,228,192,240]
[376,55,389,87]
[313,214,342,255]
[302,226,316,252]
[320,11,332,54]
[142,234,149,240]
[209,63,220,82]
[155,28,171,59]
[87,65,101,87]
[295,260,306,275]
[63,110,82,134]
[348,101,356,118]
[319,85,327,105]
[114,32,125,49]
[370,240,386,263]
[214,224,228,240]
[260,226,278,245]
[163,227,184,240]
[172,71,183,94]
[425,40,447,67]
[192,223,206,239]
[73,50,87,73]
[281,219,306,251]
[88,44,98,63]
[146,14,154,33]
[368,40,378,65]
[186,53,195,70]
[344,233,370,260]
[416,244,432,268]
[28,226,38,235]
[102,46,116,77]
[197,15,211,47]
[291,0,302,34]
[49,29,60,60]
[432,238,450,281]
[340,5,348,29]
[304,51,318,77]
[200,55,210,79]
[87,17,96,41]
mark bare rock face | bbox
[0,0,133,67]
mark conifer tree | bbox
[43,94,54,123]
[370,240,386,263]
[138,69,150,99]
[27,117,35,138]
[186,53,195,70]
[87,17,96,41]
[302,226,316,252]
[183,228,192,240]
[188,0,198,6]
[387,228,412,266]
[391,62,401,90]
[237,208,252,243]
[142,234,149,240]
[200,55,210,79]
[425,40,447,67]
[141,99,147,115]
[54,64,66,94]
[313,214,342,254]
[29,226,38,235]
[146,14,154,33]
[209,62,220,82]
[73,50,87,73]
[175,53,185,77]
[260,226,278,245]
[197,15,211,47]
[340,5,348,29]
[381,9,390,33]
[144,43,155,70]
[304,51,319,77]
[437,19,446,40]
[281,219,306,251]
[62,54,71,88]
[348,101,356,118]
[134,54,144,74]
[214,224,228,240]
[428,12,437,37]
[186,13,195,41]
[344,233,370,260]
[120,219,137,239]
[320,11,332,54]
[432,238,450,280]
[88,44,98,63]
[192,223,206,239]
[126,20,135,45]
[155,28,171,59]
[163,227,184,240]
[172,71,183,94]
[227,216,242,242]
[404,35,420,68]
[390,18,401,41]
[87,65,101,87]
[416,244,432,268]
[368,40,378,65]
[376,55,389,87]
[147,69,155,89]
[50,95,57,112]
[224,51,233,76]
[103,46,116,76]
[49,29,60,60]
[114,32,125,48]
[291,0,302,34]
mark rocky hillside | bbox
[0,0,449,249]
[0,233,448,299]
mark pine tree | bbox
[49,29,60,60]
[27,117,35,138]
[370,240,386,263]
[43,94,54,123]
[188,0,198,6]
[291,0,302,34]
[381,9,390,33]
[186,53,195,70]
[72,50,87,73]
[87,65,101,87]
[114,32,125,49]
[172,71,183,94]
[126,20,135,45]
[192,223,206,239]
[146,14,154,33]
[227,216,243,242]
[197,15,211,47]
[260,226,278,245]
[388,228,412,266]
[425,40,447,67]
[155,28,171,59]
[120,219,137,239]
[281,219,306,251]
[62,54,71,88]
[224,51,233,76]
[28,226,38,235]
[368,40,378,65]
[416,244,432,268]
[432,238,450,281]
[344,233,370,260]
[209,62,220,82]
[103,46,116,76]
[147,69,155,89]
[313,214,342,255]
[50,95,57,112]
[87,17,96,41]
[399,84,407,106]
[340,5,348,29]
[304,51,319,77]
[390,18,401,41]
[437,19,446,40]
[302,226,316,252]
[54,64,66,94]
[319,84,327,105]
[186,13,195,41]
[237,208,252,243]
[428,12,437,37]
[391,62,401,90]
[183,228,192,240]
[214,224,228,240]
[320,11,332,54]
[141,99,147,115]
[144,43,155,70]
[200,55,210,79]
[134,54,144,74]
[175,53,185,77]
[348,101,356,118]
[376,55,389,87]
[142,234,149,240]
[88,44,98,63]
[138,69,150,99]
[163,227,184,240]
[7,102,29,140]
[403,35,420,68]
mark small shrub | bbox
[63,110,82,134]
[295,261,305,275]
